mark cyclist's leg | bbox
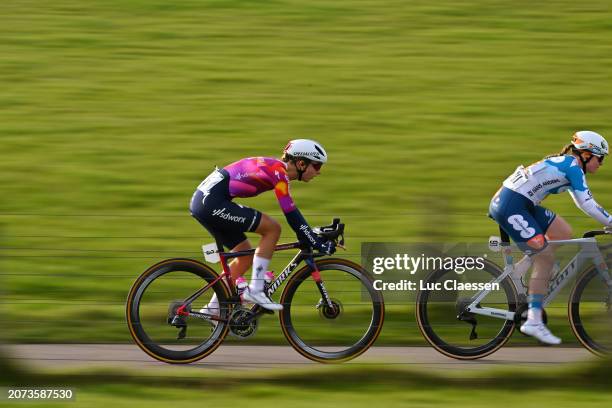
[490,189,561,343]
[247,214,281,292]
[243,214,283,310]
[520,207,564,344]
[253,214,282,259]
[190,175,281,310]
[190,184,263,312]
[228,239,254,281]
[489,188,550,256]
[512,208,570,278]
[194,200,282,309]
[530,214,572,294]
[201,239,253,317]
[545,214,572,240]
[522,245,562,344]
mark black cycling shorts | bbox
[189,169,262,250]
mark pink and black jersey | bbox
[191,156,329,252]
[224,157,296,214]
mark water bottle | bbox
[235,276,248,301]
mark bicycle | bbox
[416,227,612,359]
[126,218,385,363]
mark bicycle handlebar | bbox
[583,227,612,238]
[313,218,345,247]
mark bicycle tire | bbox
[126,258,231,363]
[279,258,385,363]
[568,265,612,356]
[416,259,518,360]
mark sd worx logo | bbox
[212,208,247,223]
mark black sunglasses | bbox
[584,152,605,164]
[310,161,323,171]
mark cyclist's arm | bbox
[273,179,330,250]
[569,189,612,225]
[566,164,612,225]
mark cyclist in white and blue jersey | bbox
[489,131,611,345]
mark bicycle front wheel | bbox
[126,258,231,363]
[569,265,612,356]
[279,258,385,363]
[416,259,518,359]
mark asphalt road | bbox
[5,345,594,372]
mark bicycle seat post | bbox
[215,238,234,288]
[498,227,515,267]
[215,238,224,254]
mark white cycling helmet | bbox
[283,139,328,163]
[572,130,609,156]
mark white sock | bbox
[526,308,542,325]
[249,255,270,293]
[206,294,219,311]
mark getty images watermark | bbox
[361,243,501,300]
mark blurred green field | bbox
[4,382,609,408]
[2,0,612,344]
[2,358,612,408]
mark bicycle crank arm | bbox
[248,305,274,319]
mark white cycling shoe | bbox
[520,322,562,345]
[242,289,284,311]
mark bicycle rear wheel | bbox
[126,258,231,363]
[279,258,385,363]
[569,265,612,355]
[416,259,518,359]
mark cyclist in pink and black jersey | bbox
[190,139,335,313]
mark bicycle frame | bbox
[464,236,612,322]
[177,240,335,322]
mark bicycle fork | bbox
[305,258,335,310]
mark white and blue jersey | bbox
[490,155,612,254]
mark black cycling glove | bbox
[285,209,336,254]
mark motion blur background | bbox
[1,0,612,405]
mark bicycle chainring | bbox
[229,307,258,339]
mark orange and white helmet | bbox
[283,139,328,163]
[572,130,609,156]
